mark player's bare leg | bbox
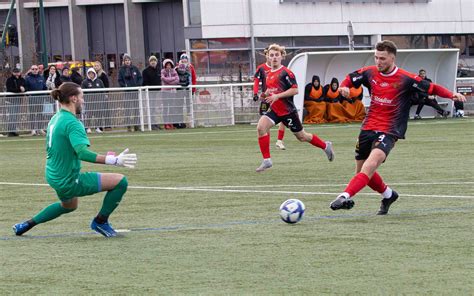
[275,123,286,150]
[256,116,274,172]
[293,129,334,161]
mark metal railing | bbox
[0,83,258,133]
[2,78,471,134]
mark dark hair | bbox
[51,82,81,103]
[375,40,397,55]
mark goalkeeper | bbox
[13,82,137,237]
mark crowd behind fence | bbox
[1,79,472,134]
[0,83,259,133]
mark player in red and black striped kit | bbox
[255,43,335,172]
[330,40,466,214]
[253,49,288,150]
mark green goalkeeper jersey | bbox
[45,109,90,190]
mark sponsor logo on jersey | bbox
[372,96,393,104]
[380,82,389,87]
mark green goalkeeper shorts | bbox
[53,172,101,201]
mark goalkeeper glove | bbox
[253,94,259,102]
[105,148,137,168]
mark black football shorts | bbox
[264,110,303,133]
[355,130,397,160]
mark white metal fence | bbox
[0,83,258,133]
[1,79,472,134]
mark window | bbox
[208,38,250,49]
[209,50,250,76]
[255,37,292,49]
[188,0,201,26]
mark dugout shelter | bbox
[288,49,459,121]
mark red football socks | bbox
[277,129,285,141]
[344,172,370,197]
[310,134,326,149]
[258,134,271,159]
[367,171,387,193]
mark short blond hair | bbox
[267,43,286,58]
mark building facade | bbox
[0,0,473,80]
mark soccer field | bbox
[1,118,473,295]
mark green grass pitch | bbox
[1,118,473,294]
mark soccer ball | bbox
[279,199,305,224]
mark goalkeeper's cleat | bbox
[330,195,354,210]
[275,140,286,150]
[256,159,273,173]
[91,219,117,237]
[377,190,399,215]
[324,141,335,162]
[12,221,33,236]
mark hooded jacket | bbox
[81,68,105,89]
[161,59,179,86]
[323,77,342,102]
[304,75,323,102]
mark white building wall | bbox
[200,0,474,38]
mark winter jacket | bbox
[70,70,83,86]
[46,72,61,90]
[160,59,179,87]
[81,68,105,89]
[176,63,191,87]
[24,73,47,91]
[6,75,26,93]
[118,64,143,87]
[56,75,72,88]
[96,71,109,88]
[142,66,162,86]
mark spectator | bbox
[70,67,83,86]
[176,62,191,87]
[94,61,109,88]
[454,101,465,117]
[118,53,142,87]
[38,64,45,77]
[25,65,47,136]
[93,61,111,130]
[161,59,179,130]
[324,77,351,123]
[142,55,162,130]
[56,67,72,88]
[413,69,449,119]
[174,61,191,129]
[5,68,26,136]
[178,53,197,93]
[81,68,105,133]
[81,68,105,89]
[118,53,142,131]
[341,86,366,122]
[142,55,161,86]
[45,65,61,90]
[303,75,327,124]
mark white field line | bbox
[184,181,474,188]
[1,181,473,199]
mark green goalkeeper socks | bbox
[99,177,128,217]
[32,202,76,224]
